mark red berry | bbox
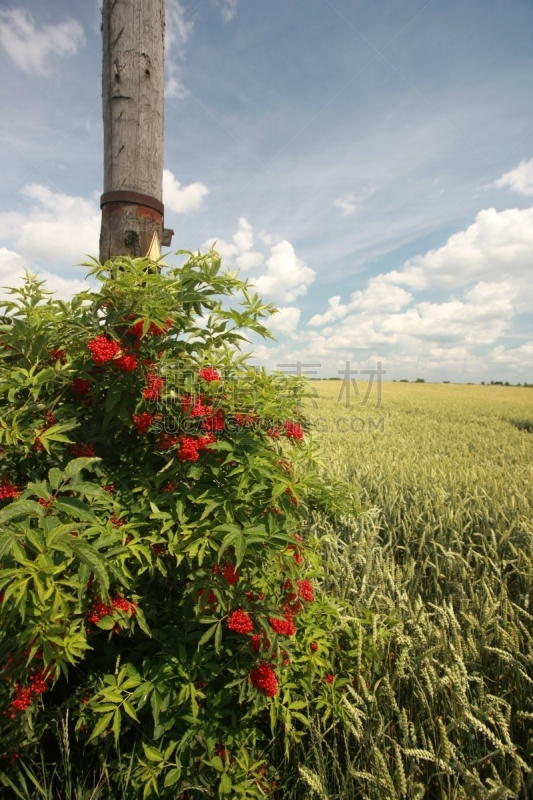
[227,609,253,635]
[249,664,278,697]
[87,335,120,364]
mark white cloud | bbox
[308,282,412,327]
[204,218,314,303]
[254,241,315,302]
[382,206,533,305]
[232,216,254,252]
[308,296,347,327]
[271,203,533,381]
[214,0,239,22]
[0,247,90,301]
[236,251,264,270]
[490,341,533,368]
[203,217,263,267]
[163,169,209,213]
[492,158,533,196]
[334,193,357,217]
[0,247,25,282]
[0,9,84,75]
[165,0,194,98]
[268,307,301,335]
[0,184,100,266]
[165,75,188,99]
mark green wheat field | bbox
[287,382,533,800]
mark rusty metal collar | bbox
[100,190,164,216]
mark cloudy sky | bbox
[0,0,532,381]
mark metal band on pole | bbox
[100,190,164,216]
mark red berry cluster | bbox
[246,591,264,603]
[310,641,319,653]
[87,335,120,364]
[177,434,217,461]
[181,394,213,417]
[196,589,218,610]
[223,561,240,585]
[250,631,270,652]
[111,513,124,529]
[112,596,137,615]
[325,674,335,684]
[127,318,171,339]
[115,353,138,372]
[71,378,91,396]
[86,595,137,624]
[133,412,156,435]
[69,443,96,458]
[249,663,278,697]
[285,543,304,565]
[161,481,178,492]
[227,609,253,635]
[143,372,164,401]
[38,497,54,510]
[216,744,233,761]
[33,411,58,452]
[0,476,20,500]
[284,420,304,440]
[50,348,66,364]
[269,615,296,637]
[201,408,225,432]
[296,579,314,603]
[6,668,52,717]
[234,413,255,426]
[198,366,221,382]
[158,433,179,451]
[212,561,241,584]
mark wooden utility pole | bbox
[99,0,173,262]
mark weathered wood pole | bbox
[100,0,173,262]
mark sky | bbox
[0,0,532,382]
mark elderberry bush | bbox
[0,253,375,798]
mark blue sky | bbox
[0,0,532,381]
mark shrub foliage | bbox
[0,255,366,797]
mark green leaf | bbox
[53,498,98,523]
[270,700,277,735]
[123,699,140,722]
[64,458,100,480]
[69,542,110,591]
[188,465,204,480]
[0,532,16,557]
[234,534,246,568]
[218,530,241,559]
[0,499,44,525]
[215,620,223,654]
[88,712,113,741]
[143,744,164,763]
[164,768,182,788]
[197,622,218,648]
[33,367,55,386]
[219,773,232,795]
[48,468,63,490]
[112,708,121,744]
[105,382,122,412]
[67,482,112,500]
[96,615,115,630]
[135,606,151,636]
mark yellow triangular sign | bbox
[146,231,161,261]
